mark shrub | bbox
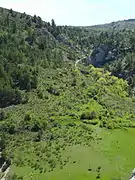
[97,166,101,172]
[7,172,18,180]
[24,112,32,121]
[14,155,24,166]
[66,122,76,127]
[106,123,115,129]
[47,87,60,96]
[0,88,22,108]
[23,112,44,132]
[0,121,16,134]
[48,159,56,169]
[96,174,100,179]
[0,111,6,121]
[80,111,97,120]
[83,120,98,125]
[37,90,44,99]
[88,168,92,171]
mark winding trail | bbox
[75,49,93,68]
[75,59,83,67]
[75,55,87,68]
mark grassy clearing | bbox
[8,128,135,180]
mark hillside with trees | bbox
[1,7,135,180]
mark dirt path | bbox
[75,59,83,67]
[75,55,87,68]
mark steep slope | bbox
[0,7,88,108]
[1,6,135,98]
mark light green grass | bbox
[10,128,135,180]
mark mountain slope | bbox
[1,7,135,180]
[90,19,135,30]
[0,7,86,108]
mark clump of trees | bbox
[80,111,97,120]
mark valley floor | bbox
[9,127,135,180]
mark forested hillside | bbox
[0,7,86,108]
[1,7,135,180]
[1,6,135,105]
[60,20,135,94]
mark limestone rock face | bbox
[89,45,117,67]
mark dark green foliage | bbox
[0,111,6,121]
[47,87,60,96]
[88,168,92,171]
[96,174,100,179]
[83,120,99,125]
[12,66,38,91]
[0,134,5,150]
[23,112,46,132]
[0,88,22,108]
[80,111,97,120]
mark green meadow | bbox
[9,128,135,180]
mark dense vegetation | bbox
[1,7,135,180]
